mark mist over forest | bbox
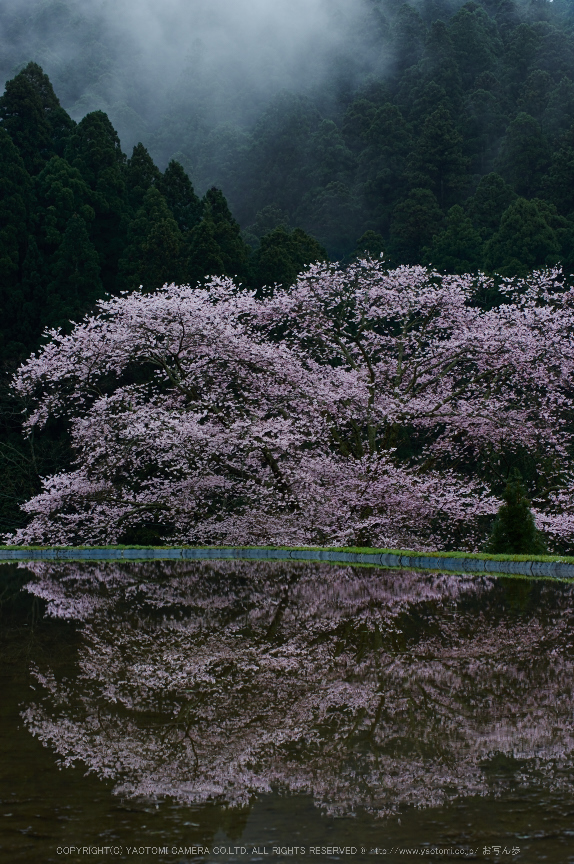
[0,0,384,180]
[3,0,574,539]
[3,0,574,259]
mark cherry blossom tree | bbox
[7,261,574,549]
[21,560,574,816]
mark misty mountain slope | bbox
[3,0,574,538]
[3,0,574,264]
[0,62,326,365]
[0,57,327,534]
[0,1,388,147]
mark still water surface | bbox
[1,560,574,863]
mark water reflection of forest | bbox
[19,561,574,818]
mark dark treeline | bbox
[2,0,574,534]
[0,62,325,532]
[0,62,326,367]
[224,0,574,269]
[3,0,574,269]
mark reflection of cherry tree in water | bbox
[21,561,574,817]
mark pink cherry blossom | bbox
[7,263,574,550]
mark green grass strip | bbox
[0,543,573,564]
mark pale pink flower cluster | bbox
[8,262,574,549]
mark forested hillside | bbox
[2,0,574,538]
[0,59,326,531]
[3,0,574,268]
[0,62,327,367]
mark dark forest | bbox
[2,0,574,534]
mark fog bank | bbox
[0,0,386,150]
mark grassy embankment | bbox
[0,544,573,563]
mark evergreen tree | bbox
[157,160,202,232]
[405,79,449,125]
[18,236,47,354]
[341,98,378,152]
[251,227,326,293]
[392,4,427,75]
[242,92,320,218]
[503,23,540,98]
[46,213,103,328]
[302,181,362,260]
[0,62,74,174]
[244,204,291,245]
[484,197,560,276]
[65,110,126,189]
[308,120,355,187]
[0,129,30,287]
[486,472,546,555]
[466,173,517,239]
[541,125,574,217]
[496,112,550,197]
[518,70,553,121]
[187,187,250,284]
[118,188,185,292]
[462,88,507,175]
[125,143,161,211]
[186,219,227,285]
[448,3,503,90]
[389,188,444,264]
[365,103,411,161]
[65,111,128,291]
[543,77,574,142]
[352,230,386,261]
[0,129,32,362]
[407,106,469,208]
[420,20,462,108]
[362,103,412,225]
[423,205,484,273]
[530,198,574,274]
[34,156,94,253]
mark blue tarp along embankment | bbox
[1,546,573,579]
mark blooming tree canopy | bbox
[8,261,574,549]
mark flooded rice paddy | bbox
[1,559,574,863]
